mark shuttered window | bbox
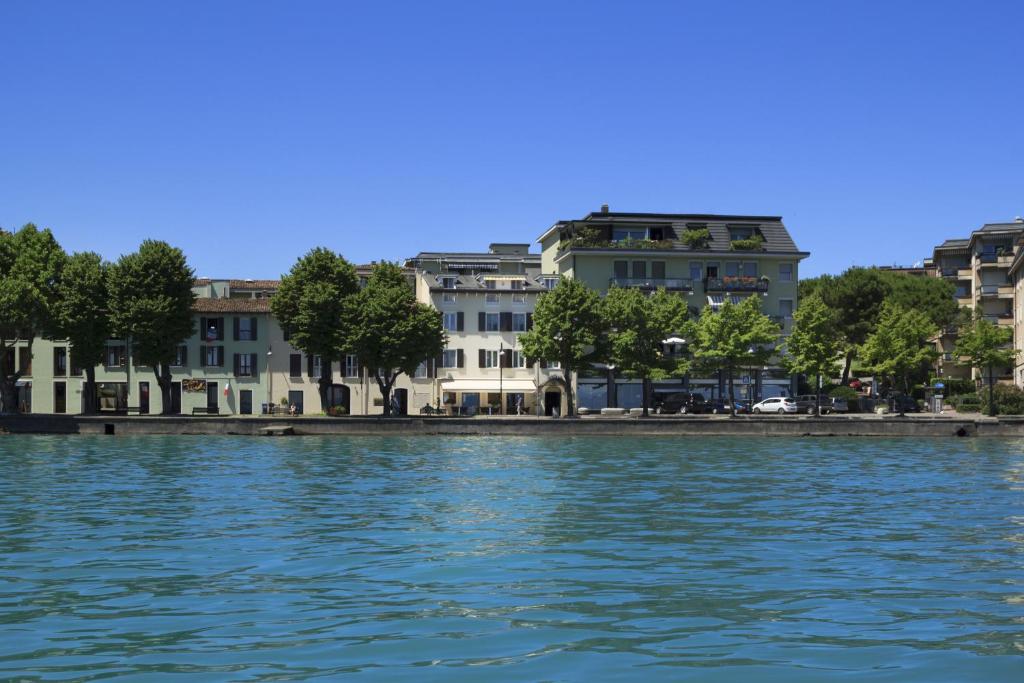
[289,353,302,378]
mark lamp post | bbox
[499,342,505,416]
[267,348,273,415]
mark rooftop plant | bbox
[682,227,711,249]
[730,235,765,251]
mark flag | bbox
[223,382,230,397]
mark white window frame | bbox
[483,350,500,368]
[512,313,527,332]
[238,317,254,341]
[238,354,253,376]
[345,355,359,377]
[511,351,527,368]
[442,349,459,368]
[312,355,323,378]
[512,292,526,304]
[414,361,429,378]
[779,263,794,282]
[485,313,500,331]
[542,277,558,290]
[485,292,499,305]
[442,292,456,303]
[443,312,459,332]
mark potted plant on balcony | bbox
[730,235,765,251]
[682,227,711,250]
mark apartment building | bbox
[406,244,567,416]
[931,219,1024,384]
[537,206,808,406]
[9,272,429,416]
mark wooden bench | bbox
[192,406,219,416]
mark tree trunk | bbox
[564,360,575,417]
[0,343,15,414]
[318,365,332,413]
[84,366,97,415]
[841,349,855,386]
[376,373,396,417]
[727,365,736,417]
[641,377,650,417]
[988,364,996,417]
[815,373,821,417]
[154,364,173,415]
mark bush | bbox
[730,235,765,251]
[828,385,861,413]
[326,405,348,417]
[682,228,711,249]
[979,384,1024,415]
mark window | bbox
[172,345,188,367]
[512,313,528,332]
[442,292,456,303]
[484,279,497,289]
[779,263,794,282]
[53,347,67,376]
[510,351,527,368]
[105,345,126,367]
[54,381,66,414]
[632,261,646,279]
[512,292,526,304]
[203,346,224,367]
[689,262,703,281]
[312,355,323,378]
[440,276,457,289]
[706,263,719,278]
[510,280,524,290]
[613,227,647,241]
[485,313,500,332]
[779,299,794,318]
[414,361,429,378]
[442,349,459,368]
[444,312,459,332]
[725,262,739,277]
[485,292,499,305]
[236,353,253,377]
[289,353,302,377]
[546,360,561,369]
[614,260,628,279]
[483,350,500,368]
[652,261,666,279]
[728,225,755,241]
[542,277,558,290]
[201,317,224,342]
[345,355,360,377]
[237,316,256,341]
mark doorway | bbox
[139,381,150,414]
[239,390,252,415]
[544,391,561,417]
[54,382,66,414]
[170,382,182,414]
[392,388,408,415]
[288,390,304,415]
[206,382,219,412]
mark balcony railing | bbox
[609,277,693,291]
[704,276,769,293]
[940,267,960,277]
[977,284,1000,296]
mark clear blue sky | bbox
[2,1,1022,278]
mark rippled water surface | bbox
[1,435,1023,681]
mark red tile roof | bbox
[192,298,272,313]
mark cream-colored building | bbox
[406,244,568,415]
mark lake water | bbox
[0,435,1022,681]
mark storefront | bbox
[439,379,536,415]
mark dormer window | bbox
[728,225,756,241]
[439,276,457,289]
[612,227,648,242]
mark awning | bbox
[482,275,527,281]
[441,379,536,392]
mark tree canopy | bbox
[54,252,110,414]
[518,278,603,416]
[783,293,842,415]
[271,248,359,410]
[342,262,445,416]
[954,312,1017,416]
[859,301,938,413]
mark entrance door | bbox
[54,382,66,414]
[139,381,150,414]
[545,391,560,417]
[239,390,252,415]
[506,392,524,415]
[288,390,304,415]
[392,388,408,415]
[207,382,219,412]
[170,382,182,414]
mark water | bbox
[0,435,1022,681]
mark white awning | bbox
[441,379,536,392]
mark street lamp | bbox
[267,348,273,415]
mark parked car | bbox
[886,393,921,413]
[751,397,798,414]
[653,391,707,414]
[706,398,748,414]
[830,396,849,413]
[793,394,834,415]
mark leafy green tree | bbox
[107,240,196,415]
[692,296,780,416]
[783,294,842,416]
[518,278,603,417]
[879,270,959,330]
[0,224,67,413]
[271,248,358,411]
[54,252,110,414]
[341,262,445,416]
[954,312,1017,416]
[859,301,938,415]
[601,287,691,416]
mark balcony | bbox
[977,284,1000,297]
[978,252,1013,268]
[940,267,959,277]
[609,277,693,291]
[704,276,769,293]
[957,267,973,279]
[982,313,1014,327]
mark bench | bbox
[192,406,220,416]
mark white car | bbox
[752,397,798,414]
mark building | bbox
[536,206,808,406]
[406,243,567,416]
[931,219,1024,384]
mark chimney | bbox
[600,204,609,214]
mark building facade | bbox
[536,207,808,406]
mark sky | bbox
[2,1,1022,278]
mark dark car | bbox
[653,391,707,414]
[887,393,921,413]
[793,394,833,415]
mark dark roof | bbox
[228,279,279,290]
[192,298,272,313]
[935,239,969,249]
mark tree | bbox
[518,278,603,417]
[107,240,196,415]
[601,287,691,416]
[54,252,110,414]
[954,312,1017,416]
[0,225,67,413]
[783,294,842,416]
[692,296,780,416]
[859,301,938,415]
[271,248,358,411]
[341,262,445,416]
